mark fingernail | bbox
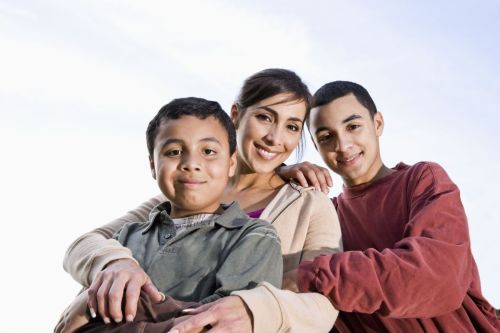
[159,292,166,302]
[168,330,179,333]
[103,317,111,324]
[89,307,96,318]
[114,317,122,323]
[126,314,134,322]
[182,308,195,313]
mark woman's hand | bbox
[168,296,253,333]
[87,258,164,324]
[277,162,333,194]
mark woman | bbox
[59,68,342,333]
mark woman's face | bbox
[232,93,307,174]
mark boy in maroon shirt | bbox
[282,81,499,332]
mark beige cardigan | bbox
[64,183,342,332]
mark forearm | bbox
[300,237,472,317]
[63,194,165,286]
[63,232,136,287]
[233,282,337,333]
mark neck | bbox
[345,163,393,188]
[229,159,284,191]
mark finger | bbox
[310,168,329,193]
[107,273,129,323]
[87,273,103,319]
[324,168,333,188]
[142,279,163,303]
[96,274,113,323]
[169,311,216,333]
[304,169,321,192]
[123,277,143,322]
[181,302,213,315]
[292,171,309,188]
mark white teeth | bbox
[339,153,360,163]
[257,147,277,160]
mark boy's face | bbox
[309,94,384,187]
[150,115,236,217]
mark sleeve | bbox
[234,189,342,333]
[63,194,166,287]
[201,222,283,304]
[233,283,338,333]
[301,189,343,262]
[299,163,473,318]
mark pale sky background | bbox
[0,1,499,332]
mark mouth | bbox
[254,144,280,161]
[177,179,206,187]
[337,152,362,166]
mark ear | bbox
[228,152,237,178]
[230,104,240,129]
[149,156,156,179]
[373,112,384,137]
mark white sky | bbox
[0,1,499,332]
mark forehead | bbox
[155,115,229,145]
[248,93,307,119]
[310,94,370,130]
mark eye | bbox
[165,149,182,157]
[203,148,217,156]
[287,123,301,132]
[347,124,360,131]
[317,132,333,143]
[255,113,273,122]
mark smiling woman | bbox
[57,68,342,333]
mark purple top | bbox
[247,208,264,218]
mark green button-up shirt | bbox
[114,201,283,303]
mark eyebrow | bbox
[259,106,304,123]
[314,114,363,135]
[159,137,222,149]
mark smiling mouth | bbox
[255,144,279,160]
[337,152,362,166]
[178,179,206,187]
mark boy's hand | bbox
[277,162,333,194]
[87,258,164,324]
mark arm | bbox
[172,189,343,333]
[63,194,165,286]
[63,194,166,325]
[234,190,342,332]
[299,163,472,318]
[200,222,283,304]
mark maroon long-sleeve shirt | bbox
[299,162,500,332]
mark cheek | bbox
[284,133,301,150]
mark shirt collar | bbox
[142,201,249,234]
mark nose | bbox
[179,153,201,172]
[335,134,353,152]
[263,124,284,146]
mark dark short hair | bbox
[235,68,312,160]
[311,81,378,125]
[146,97,236,156]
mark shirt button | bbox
[164,233,172,239]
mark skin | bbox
[149,115,237,217]
[88,115,236,324]
[281,93,393,294]
[279,93,393,189]
[87,93,308,332]
[309,93,392,187]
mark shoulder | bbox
[241,217,279,236]
[278,183,337,219]
[403,161,458,200]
